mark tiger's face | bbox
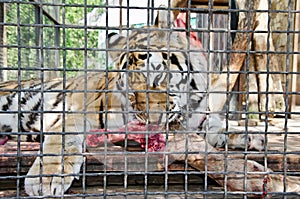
[117,51,182,125]
[108,22,208,128]
[128,84,177,125]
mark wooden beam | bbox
[290,0,300,116]
[30,0,60,25]
[210,0,258,112]
[1,134,300,174]
[173,0,230,19]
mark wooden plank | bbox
[1,132,300,175]
[1,131,299,197]
[30,0,60,25]
[290,0,300,116]
[210,0,259,112]
[0,175,226,198]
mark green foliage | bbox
[61,0,104,77]
[5,3,38,79]
[5,0,104,80]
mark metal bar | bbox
[0,3,7,81]
[30,0,60,25]
[192,0,229,8]
[0,0,299,198]
[119,0,122,33]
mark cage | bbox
[0,0,300,198]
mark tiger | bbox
[0,9,264,196]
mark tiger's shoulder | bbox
[0,72,119,142]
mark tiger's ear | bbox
[154,8,174,28]
[107,32,127,62]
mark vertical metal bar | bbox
[144,0,151,197]
[164,2,172,198]
[35,5,41,79]
[263,2,273,198]
[119,0,122,33]
[185,1,192,198]
[16,1,21,197]
[150,0,154,24]
[61,0,67,196]
[205,1,213,197]
[243,0,254,197]
[123,0,130,196]
[103,1,109,198]
[0,2,7,81]
[82,0,88,197]
[223,1,233,198]
[209,7,214,73]
[283,2,293,198]
[37,0,46,196]
[54,26,60,78]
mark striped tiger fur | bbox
[0,8,264,196]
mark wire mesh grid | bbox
[0,0,300,198]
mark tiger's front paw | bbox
[228,133,265,151]
[24,154,83,196]
[24,134,84,196]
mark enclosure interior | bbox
[0,0,300,198]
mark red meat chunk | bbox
[87,120,166,152]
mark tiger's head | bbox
[107,9,208,127]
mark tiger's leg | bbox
[227,131,265,151]
[199,113,226,148]
[198,113,264,151]
[24,116,87,196]
[187,97,265,151]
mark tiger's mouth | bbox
[134,106,182,125]
[129,87,182,126]
[0,135,9,145]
